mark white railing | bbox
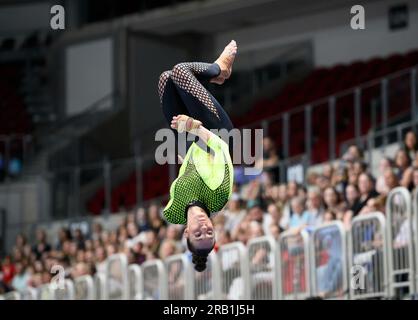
[8,193,418,300]
[310,221,348,299]
[348,212,389,299]
[74,275,95,300]
[247,236,281,300]
[193,252,221,300]
[128,264,143,300]
[94,272,106,300]
[105,254,129,300]
[218,242,250,300]
[165,253,194,300]
[141,259,168,300]
[386,187,415,298]
[280,230,311,299]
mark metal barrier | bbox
[386,187,415,298]
[74,275,95,300]
[20,288,38,300]
[105,254,129,299]
[2,291,21,300]
[94,273,106,300]
[37,284,54,300]
[165,253,194,300]
[193,252,221,300]
[348,212,389,299]
[247,236,281,300]
[218,242,250,300]
[52,279,75,300]
[310,222,348,299]
[142,259,168,300]
[128,264,143,300]
[279,230,311,299]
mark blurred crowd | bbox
[1,130,418,295]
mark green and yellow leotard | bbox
[163,134,233,224]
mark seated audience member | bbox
[305,189,325,227]
[246,201,265,223]
[358,195,387,215]
[403,130,418,161]
[382,168,399,194]
[33,229,51,260]
[223,193,246,233]
[357,173,379,213]
[345,184,362,216]
[323,187,343,212]
[248,221,265,240]
[394,149,413,190]
[342,145,364,163]
[1,256,15,287]
[323,210,336,223]
[288,196,314,232]
[376,157,394,194]
[147,203,166,232]
[11,262,30,291]
[262,203,283,236]
[158,239,178,260]
[216,229,232,246]
[331,164,347,194]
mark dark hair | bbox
[186,238,215,272]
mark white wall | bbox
[215,0,418,67]
[65,38,114,116]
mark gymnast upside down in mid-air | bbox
[157,40,238,272]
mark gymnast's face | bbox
[184,206,215,250]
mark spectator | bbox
[73,228,86,250]
[91,223,103,241]
[306,189,325,227]
[246,201,264,223]
[376,158,394,194]
[403,130,418,160]
[95,246,107,274]
[323,210,336,223]
[147,203,166,232]
[262,203,282,236]
[11,262,30,291]
[223,193,246,233]
[323,187,342,212]
[345,184,362,216]
[394,149,413,189]
[216,229,232,246]
[248,221,264,240]
[342,144,364,163]
[158,240,178,260]
[331,165,347,194]
[33,229,51,260]
[382,168,400,194]
[56,228,72,251]
[136,207,150,232]
[357,173,379,213]
[1,256,15,287]
[288,196,314,232]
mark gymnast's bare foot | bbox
[211,40,238,85]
